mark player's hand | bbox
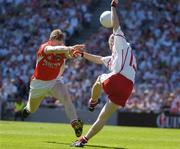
[72,49,84,58]
[72,44,85,51]
[70,44,85,58]
[111,0,118,5]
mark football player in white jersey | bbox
[72,0,137,147]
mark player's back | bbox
[112,27,137,83]
[32,41,65,81]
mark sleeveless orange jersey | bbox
[32,41,65,81]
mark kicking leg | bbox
[86,100,118,139]
[73,100,119,147]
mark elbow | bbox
[96,61,103,65]
[97,58,103,64]
[91,58,103,64]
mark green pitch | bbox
[0,121,180,149]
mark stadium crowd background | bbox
[0,0,180,118]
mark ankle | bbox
[82,136,88,143]
[71,119,83,128]
[90,98,98,103]
[71,119,78,128]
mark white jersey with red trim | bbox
[101,27,137,83]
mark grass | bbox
[0,120,180,149]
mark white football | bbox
[99,11,112,28]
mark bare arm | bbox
[70,47,103,64]
[44,46,71,54]
[83,52,103,64]
[111,0,120,33]
[44,44,85,57]
[44,46,72,54]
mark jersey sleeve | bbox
[101,56,112,70]
[113,26,128,53]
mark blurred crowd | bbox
[0,0,180,118]
[0,0,96,118]
[120,0,180,114]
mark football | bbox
[99,11,112,28]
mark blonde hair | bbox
[49,29,64,41]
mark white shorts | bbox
[29,77,64,99]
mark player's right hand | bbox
[111,0,118,5]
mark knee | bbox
[27,103,37,113]
[55,84,71,102]
[93,79,102,90]
[96,76,102,85]
[28,107,37,113]
[60,91,72,104]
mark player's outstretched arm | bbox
[111,0,120,33]
[72,50,103,64]
[44,44,85,55]
[83,52,103,64]
[45,45,72,54]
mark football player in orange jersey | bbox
[22,29,85,137]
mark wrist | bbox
[81,52,84,57]
[68,47,73,55]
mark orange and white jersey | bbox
[32,41,65,81]
[101,27,137,83]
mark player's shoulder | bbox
[37,42,49,55]
[40,41,49,49]
[113,26,125,38]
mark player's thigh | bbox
[98,100,119,121]
[51,83,70,103]
[27,96,44,113]
[27,88,46,112]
